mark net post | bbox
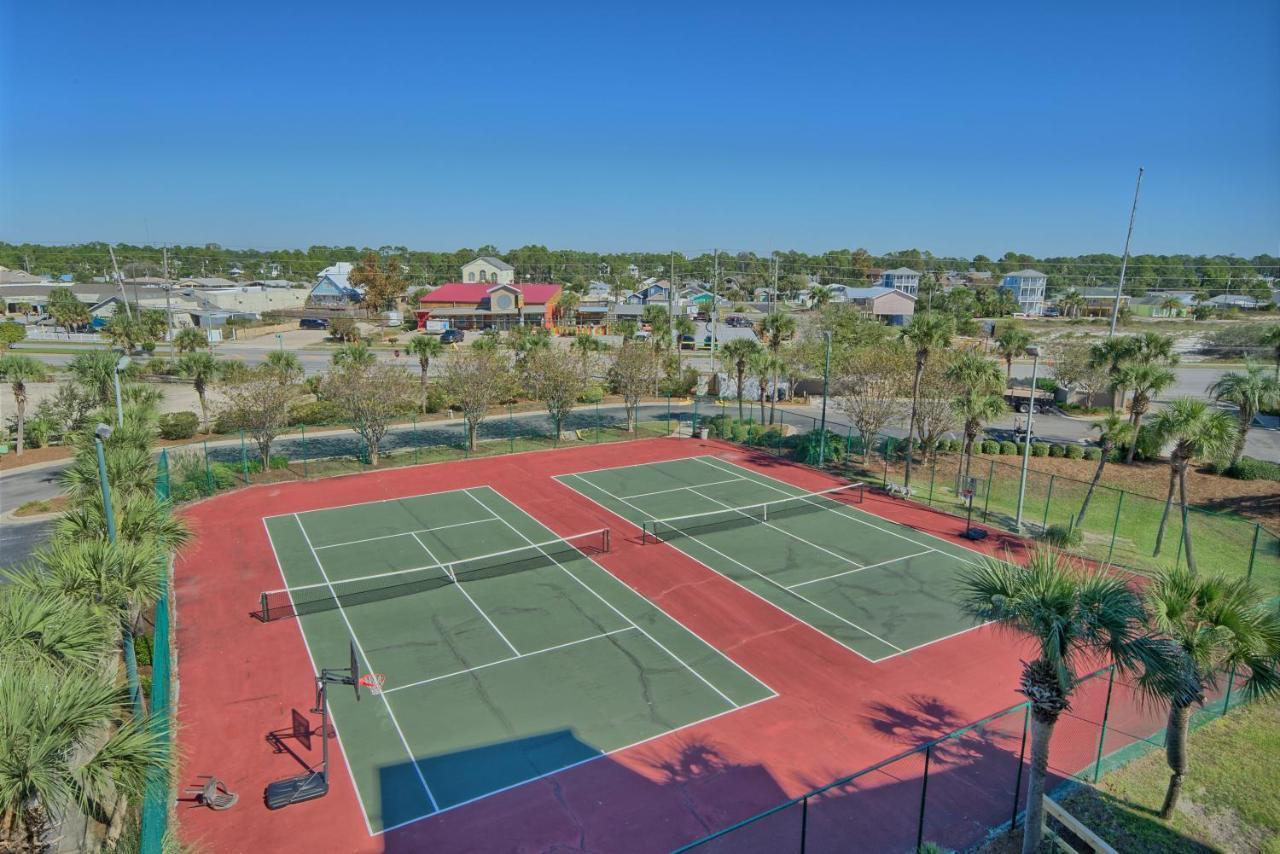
[603,529,611,552]
[1011,704,1030,829]
[260,592,269,622]
[799,794,809,852]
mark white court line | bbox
[616,477,743,501]
[786,550,935,589]
[262,519,376,837]
[696,457,982,568]
[462,488,741,709]
[561,474,904,658]
[263,486,505,522]
[409,532,520,657]
[676,464,868,572]
[292,514,441,813]
[383,627,636,694]
[376,692,777,836]
[313,517,499,550]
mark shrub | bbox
[1117,424,1162,463]
[981,439,1001,455]
[1065,444,1085,460]
[1084,446,1102,461]
[158,411,200,440]
[288,399,345,426]
[1041,523,1083,548]
[577,382,605,404]
[730,420,750,444]
[790,429,845,466]
[1048,444,1065,458]
[1216,456,1280,482]
[999,440,1017,455]
[243,455,290,473]
[1031,443,1049,457]
[423,384,448,414]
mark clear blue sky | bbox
[2,0,1277,256]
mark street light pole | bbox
[112,355,131,428]
[817,331,832,466]
[1014,346,1041,532]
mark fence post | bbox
[982,458,995,522]
[800,795,809,853]
[239,429,250,483]
[301,425,309,478]
[692,397,699,435]
[917,744,932,851]
[203,440,213,494]
[927,456,937,505]
[1011,704,1030,829]
[1040,474,1055,532]
[667,395,672,436]
[1106,492,1125,564]
[508,404,515,453]
[1092,666,1117,783]
[1222,663,1238,716]
[1246,523,1260,582]
[411,417,418,465]
[882,439,891,485]
[595,399,601,443]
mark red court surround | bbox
[173,438,1108,854]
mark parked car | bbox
[724,315,752,328]
[440,328,465,344]
[679,334,697,350]
[299,317,329,330]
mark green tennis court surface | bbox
[557,456,985,662]
[262,486,773,833]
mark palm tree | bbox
[0,658,167,851]
[332,342,376,367]
[809,285,833,310]
[0,355,51,455]
[899,312,954,490]
[264,350,304,383]
[718,338,762,421]
[1088,336,1137,412]
[1208,362,1280,466]
[1059,290,1086,318]
[1146,567,1280,819]
[674,314,697,357]
[946,351,1005,480]
[993,323,1031,385]
[570,333,607,373]
[1132,331,1179,366]
[555,291,580,327]
[54,491,190,551]
[1159,296,1183,318]
[1076,415,1132,528]
[405,334,445,412]
[176,351,221,432]
[1117,361,1176,463]
[172,326,207,353]
[1263,325,1280,380]
[956,549,1180,854]
[0,588,111,674]
[749,350,783,423]
[1150,398,1238,566]
[759,312,797,424]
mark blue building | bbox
[999,269,1048,316]
[879,267,920,297]
[307,273,363,307]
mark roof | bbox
[1005,269,1047,278]
[882,267,920,277]
[837,286,916,301]
[419,282,561,305]
[178,277,239,288]
[464,256,514,271]
[0,269,46,285]
[1079,287,1128,299]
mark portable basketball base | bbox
[265,642,361,810]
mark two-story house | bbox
[879,268,921,297]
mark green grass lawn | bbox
[1053,699,1280,853]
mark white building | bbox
[461,256,515,285]
[1000,269,1048,316]
[879,267,921,297]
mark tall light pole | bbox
[1109,167,1144,338]
[95,423,143,716]
[1014,345,1041,532]
[817,331,832,466]
[113,355,131,428]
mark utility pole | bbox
[163,246,175,355]
[669,251,677,352]
[108,246,133,320]
[772,253,779,314]
[710,249,719,356]
[1108,167,1144,337]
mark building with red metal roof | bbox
[415,282,562,330]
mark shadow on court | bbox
[379,732,790,853]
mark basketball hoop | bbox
[358,673,386,695]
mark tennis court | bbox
[557,456,986,662]
[260,485,774,834]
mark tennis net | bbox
[641,482,864,545]
[259,528,610,621]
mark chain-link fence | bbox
[139,450,174,853]
[160,398,692,503]
[676,663,1255,853]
